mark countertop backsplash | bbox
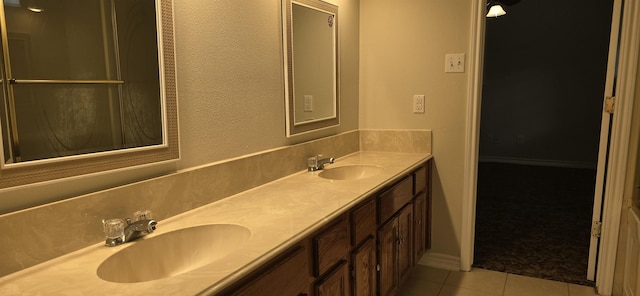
[0,129,431,278]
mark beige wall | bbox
[360,0,471,257]
[174,0,359,169]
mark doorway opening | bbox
[473,0,615,286]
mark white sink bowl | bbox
[97,224,251,283]
[318,165,383,180]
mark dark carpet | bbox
[473,162,596,286]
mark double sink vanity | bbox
[0,151,432,295]
[0,0,434,294]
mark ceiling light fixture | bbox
[486,3,506,18]
[26,0,44,13]
[27,6,43,13]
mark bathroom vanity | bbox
[215,160,431,296]
[0,151,432,295]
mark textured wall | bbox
[174,0,360,170]
[173,1,286,169]
[359,0,471,258]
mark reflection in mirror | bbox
[0,0,178,188]
[283,0,339,137]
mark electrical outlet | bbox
[445,53,465,73]
[413,95,425,113]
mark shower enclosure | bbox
[0,0,162,164]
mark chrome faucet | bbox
[103,210,157,247]
[308,154,335,172]
[123,218,157,242]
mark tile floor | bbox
[399,265,599,296]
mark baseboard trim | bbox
[418,251,461,271]
[479,156,596,170]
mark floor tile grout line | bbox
[436,270,451,296]
[503,273,510,296]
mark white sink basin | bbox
[318,165,383,180]
[97,224,251,283]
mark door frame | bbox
[461,0,640,295]
[588,0,623,281]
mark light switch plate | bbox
[304,95,313,112]
[445,53,465,73]
[413,95,425,113]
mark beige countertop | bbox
[0,151,431,295]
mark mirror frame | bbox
[283,0,339,137]
[0,0,179,188]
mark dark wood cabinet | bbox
[351,197,377,296]
[414,161,432,250]
[397,205,414,285]
[312,215,350,296]
[351,237,376,296]
[413,192,427,264]
[351,198,376,246]
[378,204,414,296]
[376,160,433,296]
[222,159,432,296]
[313,216,350,277]
[230,245,310,296]
[377,217,398,296]
[379,176,413,225]
[316,261,350,296]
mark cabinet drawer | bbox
[378,176,413,224]
[414,166,426,195]
[314,217,349,277]
[234,245,309,296]
[351,198,376,246]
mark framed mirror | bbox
[283,0,339,137]
[0,0,178,188]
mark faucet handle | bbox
[308,156,318,168]
[103,218,125,246]
[133,210,153,221]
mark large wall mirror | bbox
[283,0,339,137]
[0,0,178,188]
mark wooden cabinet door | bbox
[397,205,414,285]
[413,192,426,264]
[316,261,350,296]
[378,218,398,296]
[352,237,376,296]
